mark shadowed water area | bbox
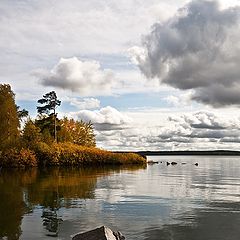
[0,156,240,240]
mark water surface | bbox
[1,156,240,240]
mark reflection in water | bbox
[0,169,37,240]
[27,167,99,209]
[0,166,145,239]
[41,209,62,237]
[0,157,240,240]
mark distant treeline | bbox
[136,150,240,157]
[114,150,240,159]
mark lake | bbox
[1,155,240,240]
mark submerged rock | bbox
[72,226,125,240]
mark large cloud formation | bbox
[95,111,240,150]
[38,57,114,96]
[129,0,240,107]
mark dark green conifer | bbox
[37,91,61,142]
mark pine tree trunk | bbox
[54,108,57,142]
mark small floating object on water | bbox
[181,162,187,165]
[171,162,177,165]
[166,162,170,166]
[194,163,198,166]
[147,160,159,164]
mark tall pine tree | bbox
[0,84,20,150]
[37,91,61,142]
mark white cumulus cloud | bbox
[37,57,114,96]
[72,106,132,131]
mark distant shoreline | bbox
[115,150,240,158]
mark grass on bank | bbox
[0,142,146,168]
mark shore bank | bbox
[0,142,146,168]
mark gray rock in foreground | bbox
[72,226,125,240]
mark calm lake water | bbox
[1,155,240,240]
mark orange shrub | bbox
[34,142,146,166]
[33,142,58,166]
[0,143,146,168]
[0,148,37,168]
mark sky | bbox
[1,0,240,151]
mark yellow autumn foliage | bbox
[34,142,146,166]
[0,148,37,168]
[0,143,146,168]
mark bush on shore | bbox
[0,142,146,168]
[35,142,146,166]
[0,148,37,168]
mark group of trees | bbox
[0,84,146,168]
[0,84,96,151]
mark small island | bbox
[0,84,146,168]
